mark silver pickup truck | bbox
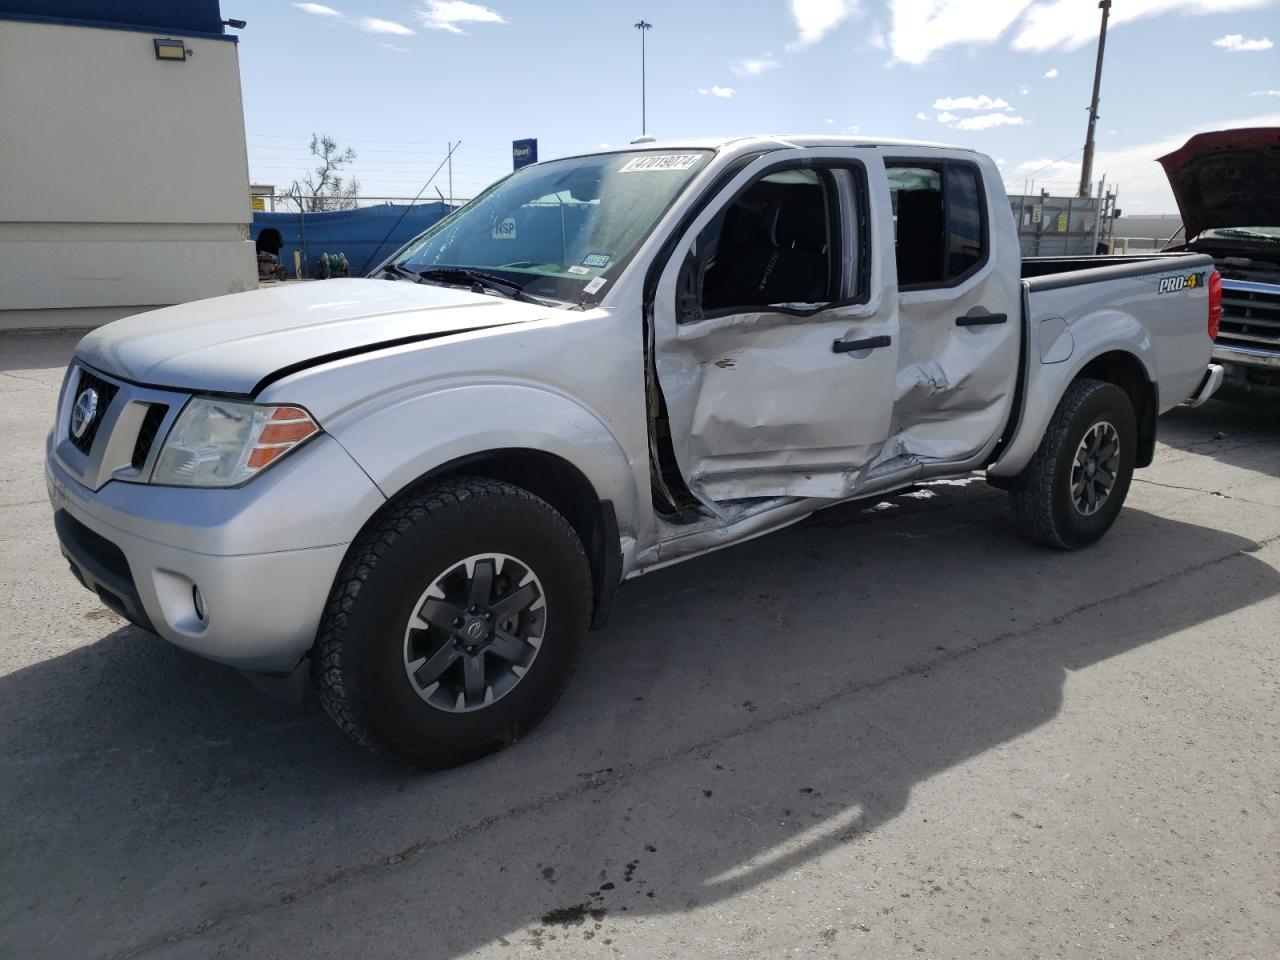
[47,136,1223,766]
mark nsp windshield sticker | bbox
[619,154,701,173]
[491,218,517,240]
[1157,271,1205,294]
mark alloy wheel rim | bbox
[1070,420,1120,517]
[402,553,546,713]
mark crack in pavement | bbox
[118,530,1280,960]
[0,369,58,387]
[1134,477,1280,509]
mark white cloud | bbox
[1043,67,1058,78]
[883,0,1275,64]
[359,17,414,35]
[731,55,782,76]
[933,94,1011,110]
[916,111,929,120]
[1009,156,1079,177]
[293,2,342,16]
[789,0,862,48]
[1252,89,1280,95]
[698,86,736,98]
[866,26,888,49]
[1013,0,1273,54]
[380,42,408,52]
[1019,84,1032,95]
[887,1,1034,65]
[952,112,1025,130]
[1008,110,1280,212]
[824,117,835,124]
[847,124,862,132]
[1213,33,1274,51]
[936,111,958,123]
[415,1,506,34]
[996,158,1007,166]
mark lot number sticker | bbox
[619,154,702,173]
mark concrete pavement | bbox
[1,330,1277,959]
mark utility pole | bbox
[1078,0,1111,198]
[634,20,652,136]
[447,140,454,210]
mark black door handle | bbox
[832,334,892,354]
[956,312,1008,327]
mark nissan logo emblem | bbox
[70,387,99,440]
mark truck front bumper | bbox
[46,437,379,674]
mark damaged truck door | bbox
[652,149,900,504]
[885,159,1021,464]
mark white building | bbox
[0,1,255,330]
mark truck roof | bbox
[584,134,978,155]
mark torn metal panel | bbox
[655,303,899,504]
[650,146,901,509]
[886,241,1023,465]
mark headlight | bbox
[151,398,319,487]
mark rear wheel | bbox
[315,477,592,768]
[1009,378,1137,550]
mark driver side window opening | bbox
[697,168,840,314]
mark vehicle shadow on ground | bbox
[2,482,1277,959]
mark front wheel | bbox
[315,477,593,768]
[1009,378,1137,550]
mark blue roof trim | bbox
[0,11,237,40]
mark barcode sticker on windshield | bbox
[619,154,702,173]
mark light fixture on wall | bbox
[153,38,188,62]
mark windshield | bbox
[389,150,712,304]
[1201,226,1280,242]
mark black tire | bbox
[1009,378,1137,550]
[315,477,592,768]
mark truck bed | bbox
[1021,253,1206,288]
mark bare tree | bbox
[285,134,360,212]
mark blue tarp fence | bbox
[251,203,453,278]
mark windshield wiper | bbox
[417,267,546,305]
[379,262,419,281]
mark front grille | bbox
[68,369,119,455]
[131,404,169,470]
[1220,285,1280,350]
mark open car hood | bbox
[1158,127,1280,240]
[76,278,546,395]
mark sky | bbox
[237,0,1280,214]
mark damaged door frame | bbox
[632,144,1028,567]
[642,147,903,518]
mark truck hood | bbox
[1158,127,1280,239]
[76,278,548,395]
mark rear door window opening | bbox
[886,160,987,288]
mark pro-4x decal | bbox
[1157,271,1206,294]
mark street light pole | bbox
[1078,0,1111,198]
[634,19,652,136]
